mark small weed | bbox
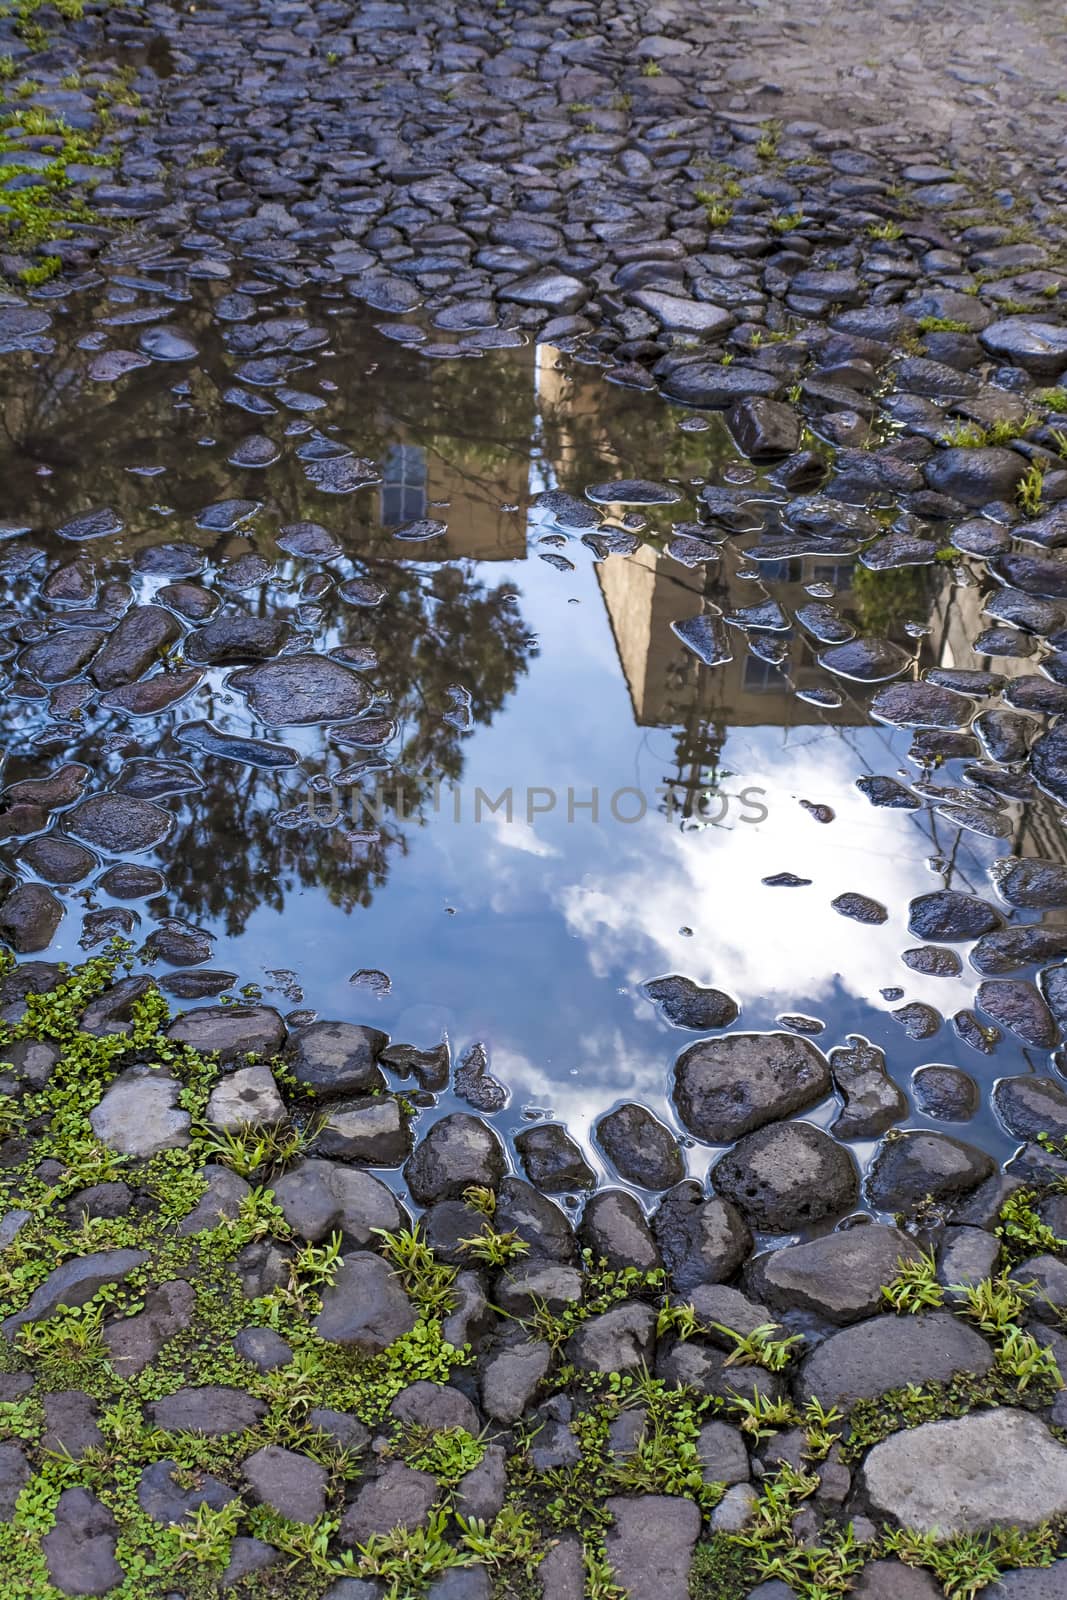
[458,1225,529,1267]
[174,1498,243,1569]
[728,1390,798,1442]
[356,1508,467,1598]
[868,220,903,240]
[459,1505,540,1568]
[941,420,990,448]
[17,1299,108,1379]
[713,1322,804,1372]
[996,1187,1066,1261]
[17,254,61,285]
[640,60,662,77]
[918,316,972,332]
[695,189,733,227]
[882,1250,945,1314]
[402,1424,485,1485]
[770,212,804,233]
[656,1301,701,1341]
[373,1225,457,1315]
[756,120,780,159]
[194,1116,320,1178]
[802,1396,845,1460]
[462,1184,497,1217]
[996,1325,1062,1392]
[884,1524,1057,1600]
[1018,458,1047,514]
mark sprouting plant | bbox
[277,1231,344,1308]
[1018,459,1046,514]
[18,256,61,286]
[174,1498,243,1568]
[756,120,780,159]
[941,420,990,448]
[801,1397,844,1459]
[918,315,972,332]
[640,60,662,77]
[868,219,904,240]
[373,1225,457,1314]
[996,1326,1063,1392]
[402,1425,485,1485]
[770,212,804,232]
[611,1383,722,1509]
[713,1322,804,1372]
[727,1389,799,1441]
[583,1543,627,1600]
[995,414,1038,442]
[459,1505,541,1569]
[458,1225,529,1267]
[1050,428,1067,459]
[257,1347,328,1422]
[743,1461,819,1539]
[17,1300,108,1377]
[356,1509,467,1598]
[462,1185,497,1218]
[953,1273,1031,1336]
[698,197,733,227]
[656,1301,700,1341]
[882,1250,945,1314]
[194,1116,320,1178]
[884,1525,1057,1600]
[996,1187,1065,1260]
[1036,387,1067,413]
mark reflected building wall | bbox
[536,352,869,732]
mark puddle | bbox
[0,268,1058,1213]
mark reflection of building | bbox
[377,435,528,562]
[596,547,871,730]
[929,582,1067,872]
[539,344,871,734]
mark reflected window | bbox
[381,444,427,526]
[743,654,787,691]
[811,561,854,587]
[757,559,794,582]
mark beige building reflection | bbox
[535,348,866,733]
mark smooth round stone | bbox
[641,975,739,1030]
[674,1032,831,1143]
[902,946,962,978]
[818,637,911,682]
[227,656,372,725]
[64,795,174,853]
[712,1121,858,1231]
[911,1065,979,1121]
[229,435,281,468]
[138,327,199,361]
[276,523,342,560]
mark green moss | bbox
[918,315,972,332]
[3,951,1067,1596]
[884,1523,1061,1600]
[0,1,141,272]
[689,1535,754,1599]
